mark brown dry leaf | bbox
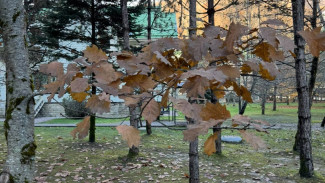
[239,130,267,150]
[93,62,122,84]
[142,99,160,124]
[170,97,202,121]
[217,65,240,79]
[161,89,169,108]
[123,75,156,92]
[204,132,220,156]
[86,95,110,114]
[243,59,260,72]
[70,116,90,139]
[83,45,108,63]
[276,35,296,52]
[261,19,286,26]
[116,125,140,148]
[253,42,271,62]
[260,27,277,47]
[40,61,64,77]
[226,54,240,64]
[154,51,171,65]
[240,86,253,103]
[42,80,65,102]
[259,62,279,81]
[180,68,227,82]
[94,80,120,96]
[200,102,230,121]
[298,27,325,57]
[223,22,249,52]
[183,120,223,142]
[70,78,89,93]
[203,25,227,38]
[180,76,210,98]
[98,92,110,102]
[152,62,175,81]
[268,46,285,61]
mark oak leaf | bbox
[180,76,210,97]
[276,35,295,52]
[253,42,271,62]
[260,27,277,47]
[70,78,89,93]
[70,116,90,139]
[93,62,122,84]
[161,89,169,108]
[40,61,64,77]
[298,27,325,57]
[200,102,230,121]
[217,65,240,79]
[223,22,249,52]
[116,125,141,148]
[142,99,160,124]
[183,120,223,142]
[204,132,220,156]
[86,95,110,114]
[123,75,156,92]
[83,45,108,63]
[170,97,202,121]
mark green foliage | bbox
[62,97,90,118]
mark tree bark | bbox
[273,84,277,111]
[261,88,266,115]
[208,0,214,25]
[147,0,151,41]
[239,77,256,115]
[0,1,36,182]
[121,0,130,50]
[128,105,139,156]
[287,95,290,105]
[89,0,97,143]
[188,1,199,182]
[146,121,152,135]
[321,117,325,127]
[291,0,314,177]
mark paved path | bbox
[1,117,324,130]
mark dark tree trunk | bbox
[208,0,214,25]
[147,0,151,40]
[89,0,97,143]
[0,1,36,182]
[273,84,277,111]
[121,0,130,50]
[239,77,256,115]
[189,0,199,181]
[146,121,152,135]
[287,95,290,105]
[291,0,314,177]
[321,117,325,127]
[128,106,139,156]
[261,95,265,115]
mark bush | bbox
[62,98,90,118]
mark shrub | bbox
[62,98,90,118]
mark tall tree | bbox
[291,0,314,177]
[0,0,36,182]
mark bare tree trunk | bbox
[261,95,266,115]
[0,1,36,182]
[273,84,277,111]
[321,117,325,127]
[146,121,152,135]
[287,95,290,105]
[128,106,139,156]
[89,0,97,143]
[189,1,199,181]
[291,0,314,177]
[121,0,130,50]
[208,0,214,25]
[239,77,256,115]
[147,0,151,41]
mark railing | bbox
[34,94,47,117]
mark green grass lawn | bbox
[0,127,324,182]
[42,102,325,125]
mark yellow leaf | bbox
[204,132,220,156]
[200,102,230,121]
[116,125,141,148]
